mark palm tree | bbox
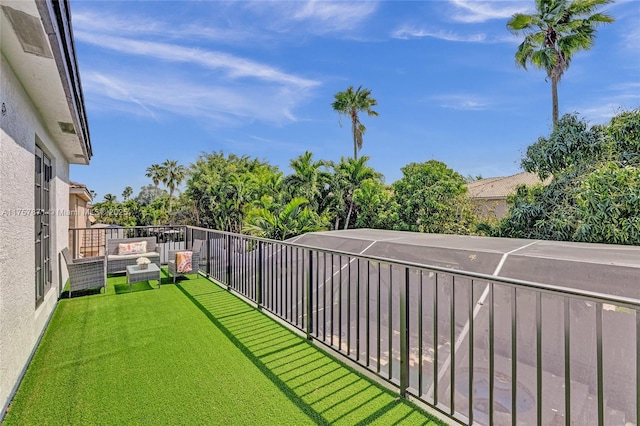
[103,193,117,203]
[159,160,187,213]
[285,151,329,210]
[332,85,379,159]
[122,186,133,201]
[243,197,326,240]
[507,0,614,127]
[145,164,165,194]
[335,156,381,230]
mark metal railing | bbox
[67,225,640,425]
[69,225,187,263]
[187,226,640,426]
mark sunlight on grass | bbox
[5,272,446,425]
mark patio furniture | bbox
[125,263,161,292]
[167,239,203,283]
[106,237,160,274]
[61,247,106,297]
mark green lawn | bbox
[4,271,446,425]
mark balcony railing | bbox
[70,225,186,263]
[69,225,640,426]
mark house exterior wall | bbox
[69,192,91,257]
[0,52,70,412]
[471,197,509,220]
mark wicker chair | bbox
[167,239,203,283]
[62,247,106,297]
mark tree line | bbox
[91,109,639,245]
[91,1,636,244]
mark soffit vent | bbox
[59,122,76,134]
[2,6,53,59]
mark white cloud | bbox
[75,32,319,89]
[570,84,640,122]
[85,73,158,120]
[292,1,378,32]
[72,11,258,44]
[577,104,632,122]
[245,0,378,35]
[73,5,323,127]
[392,25,487,42]
[82,70,312,126]
[431,94,491,110]
[222,135,305,154]
[610,82,640,92]
[622,23,640,53]
[446,0,530,23]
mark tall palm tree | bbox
[122,186,133,201]
[145,164,165,193]
[159,160,187,213]
[507,0,614,127]
[332,85,378,159]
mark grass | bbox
[4,271,446,425]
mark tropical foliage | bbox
[392,160,476,234]
[507,0,614,126]
[122,186,133,201]
[497,109,640,244]
[186,152,281,233]
[243,197,326,240]
[90,110,640,245]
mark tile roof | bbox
[466,172,548,199]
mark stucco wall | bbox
[472,198,509,221]
[0,53,70,412]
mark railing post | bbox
[256,240,262,309]
[306,249,313,340]
[71,229,77,259]
[205,231,211,276]
[226,234,232,290]
[400,267,409,397]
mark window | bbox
[35,144,51,306]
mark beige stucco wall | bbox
[0,52,70,411]
[472,198,509,221]
[68,194,93,257]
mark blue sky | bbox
[69,0,640,201]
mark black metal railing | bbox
[67,225,640,426]
[188,226,639,426]
[69,225,187,263]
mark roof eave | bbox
[36,0,92,163]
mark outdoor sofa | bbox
[106,237,161,274]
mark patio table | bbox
[125,263,161,292]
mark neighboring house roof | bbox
[466,172,548,200]
[1,0,92,163]
[69,181,92,202]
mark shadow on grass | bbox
[176,280,445,426]
[105,271,168,295]
[64,287,104,298]
[112,281,156,294]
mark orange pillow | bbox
[176,251,193,273]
